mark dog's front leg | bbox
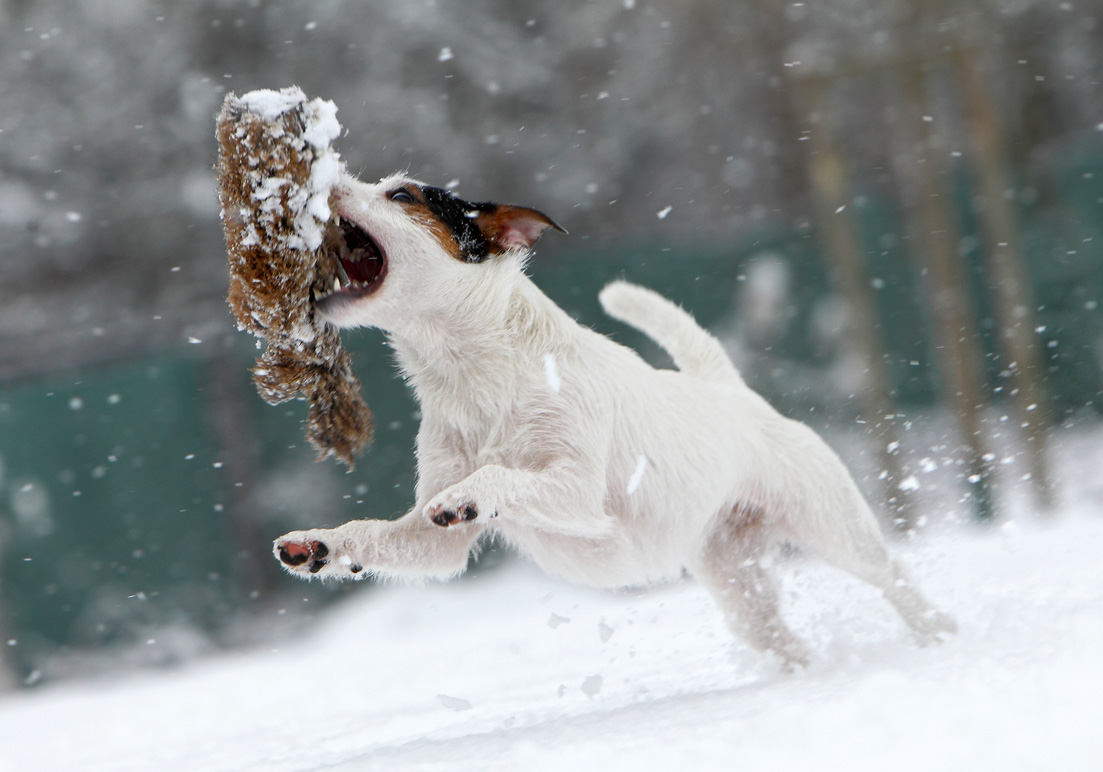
[424,463,613,538]
[274,512,486,581]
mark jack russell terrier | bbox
[274,172,956,666]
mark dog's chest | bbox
[425,384,559,473]
[454,413,536,470]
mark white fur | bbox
[275,172,956,665]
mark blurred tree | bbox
[795,75,918,531]
[894,63,996,520]
[953,45,1055,512]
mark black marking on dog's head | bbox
[419,185,496,263]
[389,182,566,263]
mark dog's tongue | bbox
[343,254,381,285]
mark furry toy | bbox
[216,87,373,466]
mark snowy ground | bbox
[5,426,1103,771]
[5,511,1102,771]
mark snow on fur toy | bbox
[216,86,373,467]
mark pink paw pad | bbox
[277,539,329,573]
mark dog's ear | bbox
[476,205,567,253]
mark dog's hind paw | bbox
[911,609,958,644]
[426,502,479,527]
[274,531,365,579]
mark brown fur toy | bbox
[216,87,373,467]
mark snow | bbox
[284,94,342,253]
[899,474,921,492]
[232,86,343,254]
[5,501,1102,771]
[238,88,308,121]
[626,454,648,495]
[543,353,561,394]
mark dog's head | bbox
[316,172,564,331]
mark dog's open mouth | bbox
[316,217,387,307]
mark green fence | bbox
[1,150,1101,684]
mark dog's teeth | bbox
[334,258,351,286]
[333,277,342,292]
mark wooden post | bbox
[952,47,1056,513]
[204,350,274,597]
[0,598,15,691]
[893,66,997,520]
[796,77,918,531]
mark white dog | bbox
[274,172,956,665]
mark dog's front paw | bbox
[426,502,480,527]
[277,537,328,571]
[274,530,365,579]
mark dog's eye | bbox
[389,189,416,204]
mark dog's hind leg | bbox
[692,503,811,669]
[776,473,957,643]
[274,512,487,581]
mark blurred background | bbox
[1,0,1101,690]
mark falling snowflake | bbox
[626,455,648,495]
[543,354,562,394]
[581,674,603,697]
[436,694,472,711]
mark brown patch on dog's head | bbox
[381,184,466,261]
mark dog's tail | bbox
[598,281,741,383]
